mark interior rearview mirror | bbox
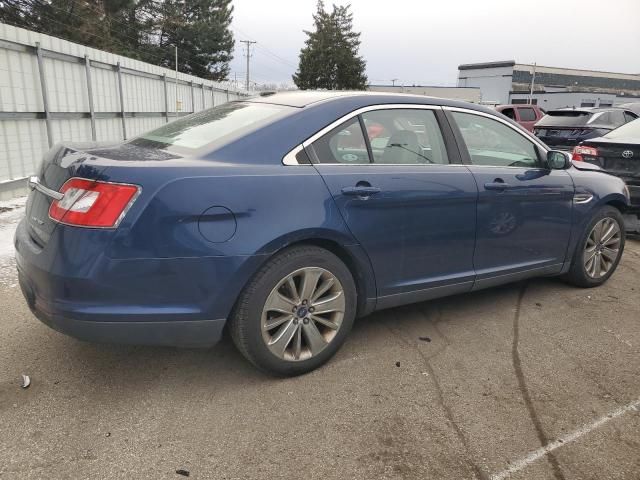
[547,150,571,170]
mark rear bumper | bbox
[18,267,227,348]
[20,274,225,347]
[14,219,266,347]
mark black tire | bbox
[229,245,357,376]
[564,206,625,288]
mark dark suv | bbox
[534,107,638,151]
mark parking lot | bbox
[0,201,639,480]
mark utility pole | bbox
[528,62,537,105]
[240,40,257,92]
[391,78,398,87]
[175,46,179,115]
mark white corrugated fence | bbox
[0,23,248,197]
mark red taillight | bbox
[49,178,140,228]
[571,145,598,162]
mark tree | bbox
[0,0,234,81]
[145,0,234,80]
[293,1,367,90]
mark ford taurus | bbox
[16,92,630,375]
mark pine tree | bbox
[148,0,234,80]
[293,1,367,90]
[0,0,234,81]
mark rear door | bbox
[307,106,478,308]
[447,109,574,287]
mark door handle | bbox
[341,186,381,197]
[484,179,511,191]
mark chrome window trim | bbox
[310,162,470,168]
[442,106,550,153]
[282,104,442,166]
[283,144,305,166]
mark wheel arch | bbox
[235,230,377,318]
[284,238,376,317]
[605,198,627,213]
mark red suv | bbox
[495,104,545,132]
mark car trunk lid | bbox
[534,110,610,150]
[580,139,640,176]
[26,143,107,247]
[25,141,174,247]
[534,127,593,149]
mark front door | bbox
[307,107,478,308]
[447,110,574,287]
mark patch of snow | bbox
[0,196,27,287]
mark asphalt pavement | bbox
[0,201,638,479]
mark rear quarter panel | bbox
[101,161,377,319]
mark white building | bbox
[457,61,640,109]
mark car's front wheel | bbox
[565,206,625,288]
[229,245,357,376]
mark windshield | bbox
[604,118,640,139]
[129,102,292,152]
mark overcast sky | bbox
[228,0,640,87]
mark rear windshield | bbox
[536,111,595,127]
[604,118,640,139]
[130,102,292,152]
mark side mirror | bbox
[547,150,571,170]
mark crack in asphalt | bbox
[387,308,489,480]
[511,282,566,480]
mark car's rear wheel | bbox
[565,206,625,288]
[229,246,356,376]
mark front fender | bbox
[564,169,629,271]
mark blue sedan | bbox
[16,92,630,375]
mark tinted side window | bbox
[452,112,540,168]
[518,108,536,122]
[311,117,370,164]
[608,110,626,128]
[360,109,449,164]
[501,108,516,120]
[623,112,638,123]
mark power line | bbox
[8,1,254,88]
[64,1,295,83]
[231,24,297,69]
[19,0,172,67]
[254,44,297,69]
[250,57,293,78]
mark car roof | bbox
[496,104,539,109]
[244,90,494,113]
[549,107,626,114]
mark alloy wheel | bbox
[583,217,621,278]
[261,267,346,361]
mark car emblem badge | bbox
[622,150,633,159]
[31,216,44,226]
